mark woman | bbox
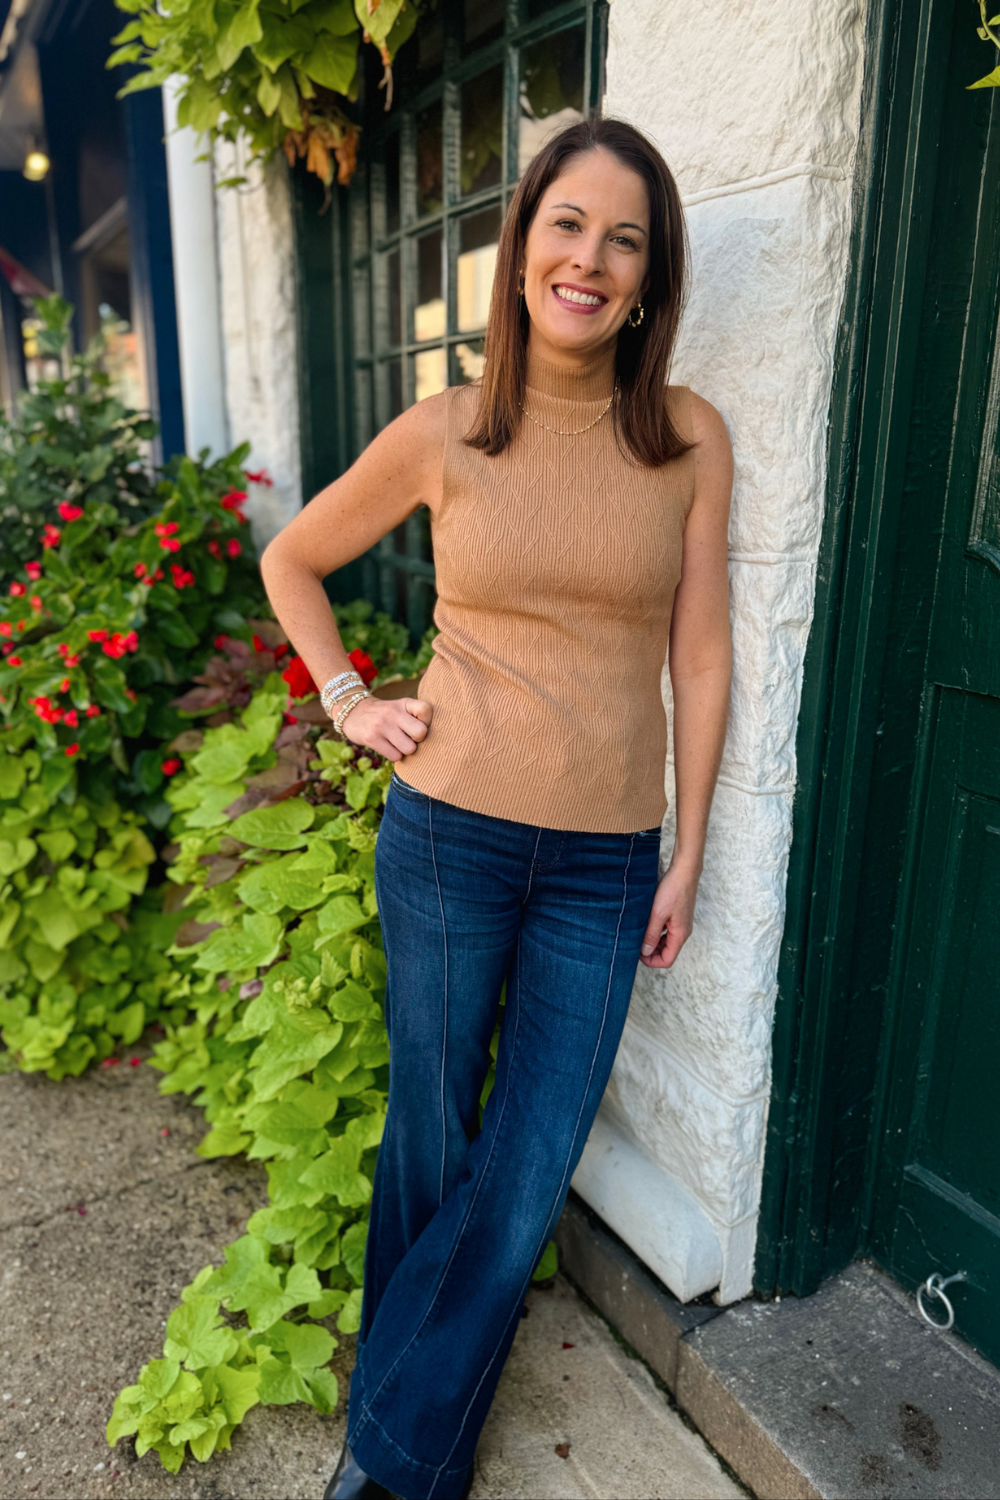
[261,117,733,1500]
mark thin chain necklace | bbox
[520,391,614,437]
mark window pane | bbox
[461,64,504,196]
[416,8,444,79]
[417,100,443,217]
[518,25,585,174]
[526,0,569,15]
[463,0,504,52]
[415,229,445,342]
[387,248,401,347]
[456,205,501,333]
[388,359,403,420]
[415,347,448,402]
[454,340,485,384]
[384,132,400,235]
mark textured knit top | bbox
[394,347,696,833]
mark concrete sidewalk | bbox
[0,1056,740,1500]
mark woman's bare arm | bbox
[640,392,733,968]
[259,393,447,761]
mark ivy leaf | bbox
[216,0,263,70]
[212,1362,261,1425]
[193,912,284,974]
[352,0,404,46]
[210,1236,321,1331]
[257,69,282,115]
[196,1120,253,1157]
[310,0,359,35]
[247,1011,343,1100]
[254,12,314,70]
[229,799,315,850]
[341,1219,367,1282]
[336,1287,363,1334]
[244,1080,340,1147]
[316,894,368,941]
[238,854,329,915]
[302,30,357,92]
[166,1296,242,1374]
[328,978,381,1022]
[969,65,1000,89]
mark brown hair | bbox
[464,117,690,467]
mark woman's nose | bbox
[571,233,605,276]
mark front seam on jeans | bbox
[522,827,543,905]
[351,884,525,1444]
[427,797,449,1208]
[429,833,638,1493]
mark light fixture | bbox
[23,145,50,182]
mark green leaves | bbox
[208,1235,322,1330]
[163,1296,240,1370]
[230,799,315,849]
[193,912,284,974]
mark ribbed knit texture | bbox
[395,346,695,832]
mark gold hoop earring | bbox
[626,301,645,328]
[517,271,525,296]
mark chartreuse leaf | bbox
[193,912,283,974]
[230,799,315,850]
[208,1236,322,1331]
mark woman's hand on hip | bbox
[639,860,700,969]
[341,697,433,761]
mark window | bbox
[327,0,606,641]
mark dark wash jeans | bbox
[346,773,662,1500]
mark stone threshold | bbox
[555,1193,1000,1500]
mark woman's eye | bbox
[555,219,580,231]
[612,235,638,250]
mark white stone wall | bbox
[213,142,303,551]
[571,0,868,1303]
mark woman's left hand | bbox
[639,861,700,968]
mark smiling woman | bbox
[260,115,732,1500]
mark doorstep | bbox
[555,1193,1000,1500]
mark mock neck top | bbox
[394,349,696,833]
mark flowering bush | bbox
[0,297,163,580]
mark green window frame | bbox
[296,0,607,642]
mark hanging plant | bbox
[108,0,423,188]
[969,1,1000,89]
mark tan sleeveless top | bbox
[394,347,696,833]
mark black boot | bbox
[323,1440,400,1500]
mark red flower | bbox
[213,633,229,649]
[207,539,221,558]
[129,1056,141,1068]
[245,469,273,487]
[65,742,79,757]
[29,595,42,610]
[63,709,78,728]
[85,703,101,717]
[41,524,61,548]
[274,642,289,659]
[283,711,298,725]
[251,634,266,653]
[349,649,378,686]
[25,561,42,581]
[88,629,108,643]
[59,677,70,692]
[221,489,248,514]
[7,655,21,667]
[0,623,10,638]
[169,563,196,589]
[159,536,181,553]
[282,655,316,698]
[154,521,179,536]
[16,620,25,631]
[134,562,147,578]
[102,637,126,659]
[161,757,182,777]
[125,687,137,701]
[226,538,241,559]
[8,581,25,597]
[58,502,84,521]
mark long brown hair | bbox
[464,117,690,467]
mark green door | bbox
[868,7,1000,1361]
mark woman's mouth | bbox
[551,283,609,314]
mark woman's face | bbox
[521,147,651,364]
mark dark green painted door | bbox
[870,10,1000,1362]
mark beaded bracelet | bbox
[332,689,370,735]
[320,671,365,714]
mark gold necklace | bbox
[519,393,614,437]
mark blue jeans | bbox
[346,775,662,1500]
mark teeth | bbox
[555,286,605,306]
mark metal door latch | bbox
[916,1270,966,1330]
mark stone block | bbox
[605,0,865,197]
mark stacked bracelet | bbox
[332,689,370,735]
[320,670,365,717]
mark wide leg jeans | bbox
[346,773,662,1500]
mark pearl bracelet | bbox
[332,689,370,735]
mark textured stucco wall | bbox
[213,142,303,551]
[573,0,868,1303]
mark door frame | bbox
[756,0,968,1297]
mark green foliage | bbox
[0,297,161,577]
[110,0,424,187]
[970,3,1000,87]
